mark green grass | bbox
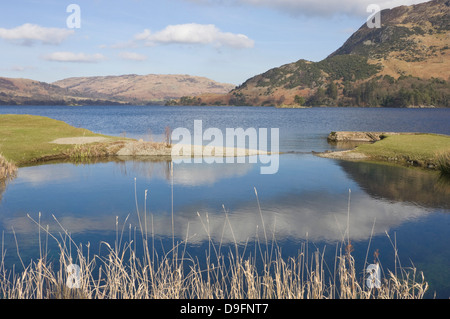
[0,114,120,165]
[354,134,450,168]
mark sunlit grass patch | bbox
[0,114,123,165]
[355,133,450,168]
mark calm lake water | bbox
[0,105,449,298]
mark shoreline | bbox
[1,115,448,175]
[17,139,272,167]
[1,139,273,176]
[315,131,450,172]
[0,114,272,170]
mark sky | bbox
[0,0,431,85]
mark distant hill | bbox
[0,77,119,106]
[53,74,235,104]
[177,0,449,107]
[0,75,235,106]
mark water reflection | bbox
[327,140,373,151]
[0,179,5,204]
[0,158,256,238]
[114,158,253,186]
[126,190,429,244]
[0,156,443,247]
[338,160,450,210]
[14,165,75,185]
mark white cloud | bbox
[133,23,254,49]
[186,0,431,17]
[118,51,147,61]
[1,65,36,72]
[43,52,106,63]
[0,23,74,45]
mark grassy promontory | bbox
[0,114,130,167]
[318,132,450,174]
[0,114,269,172]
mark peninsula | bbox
[316,131,450,174]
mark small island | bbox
[316,131,450,175]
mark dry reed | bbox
[0,154,17,180]
[0,187,429,299]
[436,151,450,176]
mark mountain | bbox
[180,0,449,107]
[53,74,235,104]
[0,75,235,106]
[2,0,448,108]
[328,0,449,78]
[0,77,120,106]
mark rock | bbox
[327,131,416,142]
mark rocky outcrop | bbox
[327,131,416,142]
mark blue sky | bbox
[0,0,430,85]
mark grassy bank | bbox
[355,134,450,170]
[0,114,132,166]
[0,114,262,167]
[321,133,450,174]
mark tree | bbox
[307,87,326,106]
[294,95,305,106]
[326,82,338,100]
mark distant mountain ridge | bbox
[177,0,449,107]
[53,74,235,104]
[0,74,235,106]
[0,77,114,106]
[1,0,448,107]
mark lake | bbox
[0,105,449,298]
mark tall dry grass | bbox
[0,217,428,299]
[0,154,17,180]
[436,151,450,177]
[0,187,429,299]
